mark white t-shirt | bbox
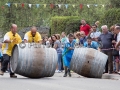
[90,31,101,38]
[117,32,120,42]
[24,34,29,41]
[117,32,120,55]
[46,41,50,47]
[3,34,10,42]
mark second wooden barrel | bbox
[70,48,108,78]
[10,43,57,78]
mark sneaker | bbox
[10,75,17,78]
[0,71,4,75]
[118,72,120,75]
[55,70,59,73]
[58,70,61,73]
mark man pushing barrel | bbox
[0,24,22,78]
[24,26,42,43]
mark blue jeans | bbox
[57,53,62,71]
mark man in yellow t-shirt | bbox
[0,24,22,78]
[24,26,42,43]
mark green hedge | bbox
[50,16,92,35]
[101,8,120,27]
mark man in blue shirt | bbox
[84,37,98,50]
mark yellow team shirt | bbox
[2,31,22,56]
[24,31,42,43]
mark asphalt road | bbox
[0,72,120,90]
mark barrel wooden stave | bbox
[10,43,57,78]
[70,48,108,78]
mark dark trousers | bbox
[61,58,64,70]
[102,50,113,72]
[0,56,3,62]
[1,54,14,75]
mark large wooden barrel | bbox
[10,43,57,78]
[70,48,108,78]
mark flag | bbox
[14,3,17,8]
[1,6,4,9]
[44,4,46,8]
[65,4,68,9]
[80,4,83,9]
[22,3,24,8]
[6,3,11,7]
[50,4,54,9]
[29,4,32,8]
[72,4,75,8]
[58,4,62,8]
[87,4,90,8]
[102,5,105,7]
[36,4,40,8]
[95,4,98,7]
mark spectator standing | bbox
[75,32,81,44]
[114,26,120,74]
[110,25,118,73]
[61,32,68,71]
[90,24,101,41]
[42,36,48,45]
[61,32,68,48]
[46,37,53,48]
[56,34,64,71]
[115,26,120,52]
[51,35,62,73]
[95,21,100,31]
[99,25,114,74]
[80,20,91,36]
[80,31,87,45]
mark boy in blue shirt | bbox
[84,37,98,50]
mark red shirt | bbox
[80,24,91,35]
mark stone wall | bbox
[0,26,50,42]
[18,26,50,39]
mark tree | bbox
[101,8,120,28]
[0,0,109,36]
[110,0,120,8]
